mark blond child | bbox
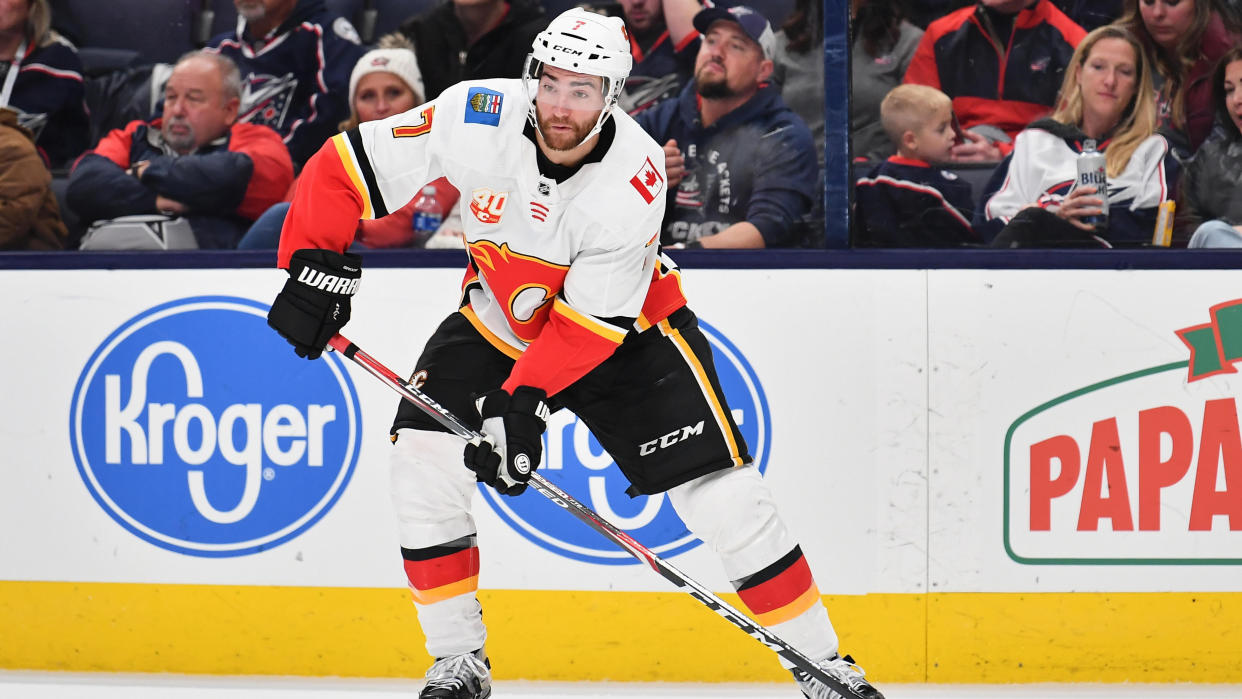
[854,84,979,246]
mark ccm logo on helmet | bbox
[552,44,584,55]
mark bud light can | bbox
[1076,139,1108,228]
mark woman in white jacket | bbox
[981,24,1180,247]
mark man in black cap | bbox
[635,1,819,248]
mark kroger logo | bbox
[480,320,769,564]
[69,296,361,557]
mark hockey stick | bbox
[325,333,862,698]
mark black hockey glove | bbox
[463,386,550,496]
[267,249,362,360]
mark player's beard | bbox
[537,111,595,151]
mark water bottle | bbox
[411,185,442,247]
[1075,140,1108,229]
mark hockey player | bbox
[264,8,883,699]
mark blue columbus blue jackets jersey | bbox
[621,27,699,116]
[635,82,817,247]
[2,37,88,168]
[205,0,365,168]
[854,156,979,247]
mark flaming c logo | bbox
[468,240,569,343]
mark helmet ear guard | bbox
[526,8,632,144]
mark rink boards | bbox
[2,267,1240,683]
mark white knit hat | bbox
[348,48,425,105]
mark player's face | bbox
[619,0,663,33]
[1076,37,1138,130]
[162,57,240,155]
[911,105,957,163]
[354,72,419,123]
[1222,59,1242,135]
[534,64,605,151]
[0,0,29,35]
[1140,0,1196,50]
[694,21,771,99]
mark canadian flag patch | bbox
[629,157,665,204]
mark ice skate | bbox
[419,649,492,699]
[792,654,884,699]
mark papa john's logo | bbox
[1004,299,1242,565]
[478,319,769,564]
[69,296,362,557]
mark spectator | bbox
[636,2,818,248]
[979,25,1179,247]
[394,0,547,102]
[772,0,825,163]
[205,0,366,169]
[1115,0,1242,156]
[0,106,65,249]
[903,0,1086,162]
[66,51,294,249]
[238,44,461,250]
[617,0,703,115]
[0,0,88,168]
[1174,46,1242,247]
[849,0,924,161]
[854,84,979,246]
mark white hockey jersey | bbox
[279,78,687,396]
[983,120,1177,243]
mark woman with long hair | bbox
[848,0,924,161]
[0,0,88,167]
[981,24,1180,246]
[1115,0,1241,155]
[1174,45,1242,246]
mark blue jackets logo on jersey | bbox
[477,320,770,564]
[68,296,362,557]
[465,88,504,126]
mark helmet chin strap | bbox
[524,66,624,151]
[529,99,616,150]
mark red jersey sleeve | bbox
[501,298,628,397]
[277,134,368,268]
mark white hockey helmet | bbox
[524,8,632,144]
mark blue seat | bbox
[52,0,197,66]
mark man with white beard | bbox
[66,51,293,248]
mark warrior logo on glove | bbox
[267,249,362,359]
